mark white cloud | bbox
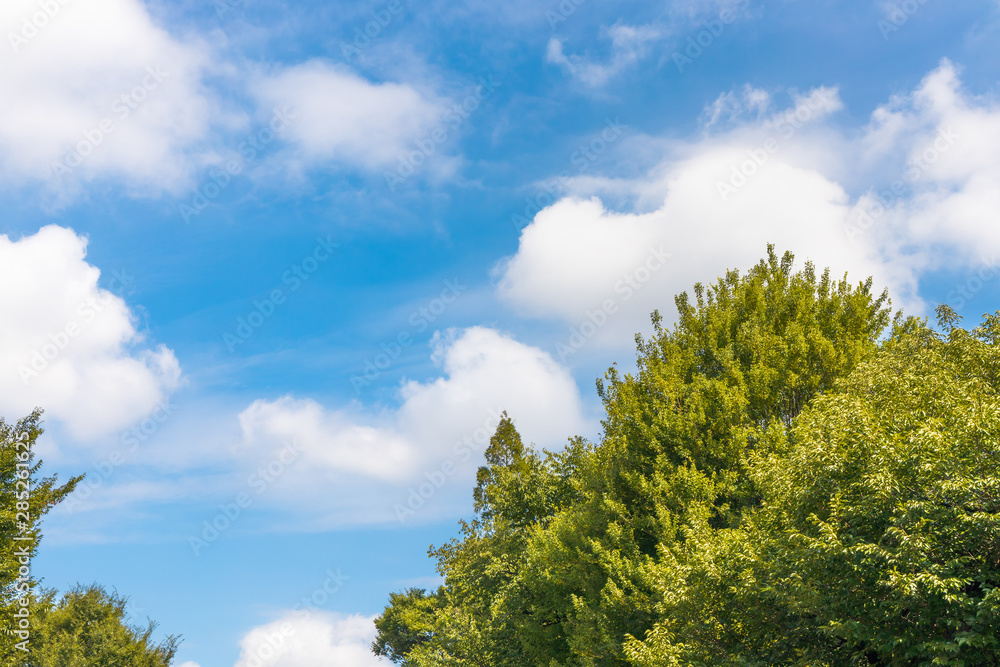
[547,1,755,87]
[252,59,446,172]
[234,611,380,667]
[239,396,418,482]
[0,0,458,196]
[703,84,771,127]
[498,61,1000,342]
[236,326,590,524]
[547,23,662,87]
[860,60,1000,258]
[396,327,587,448]
[50,327,590,538]
[496,171,895,347]
[0,0,218,195]
[0,226,181,439]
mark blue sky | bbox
[2,0,1000,664]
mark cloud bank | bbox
[497,60,1000,346]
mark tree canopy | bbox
[0,410,80,661]
[373,247,1000,666]
[17,586,179,667]
[0,411,179,666]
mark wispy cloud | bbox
[547,23,662,87]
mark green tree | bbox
[372,588,444,664]
[17,585,179,667]
[626,309,1000,664]
[0,411,180,666]
[508,247,892,665]
[373,413,593,666]
[374,248,896,666]
[0,410,81,660]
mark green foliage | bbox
[16,585,179,667]
[373,248,1000,667]
[0,411,178,666]
[761,309,1000,664]
[507,246,891,665]
[599,245,891,521]
[372,588,444,664]
[372,413,594,666]
[626,310,1000,665]
[0,410,81,660]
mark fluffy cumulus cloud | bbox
[0,0,218,195]
[0,226,181,439]
[234,612,380,667]
[497,60,1000,346]
[496,88,891,346]
[252,60,447,173]
[236,326,590,525]
[239,396,419,482]
[858,60,1000,260]
[0,0,458,196]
